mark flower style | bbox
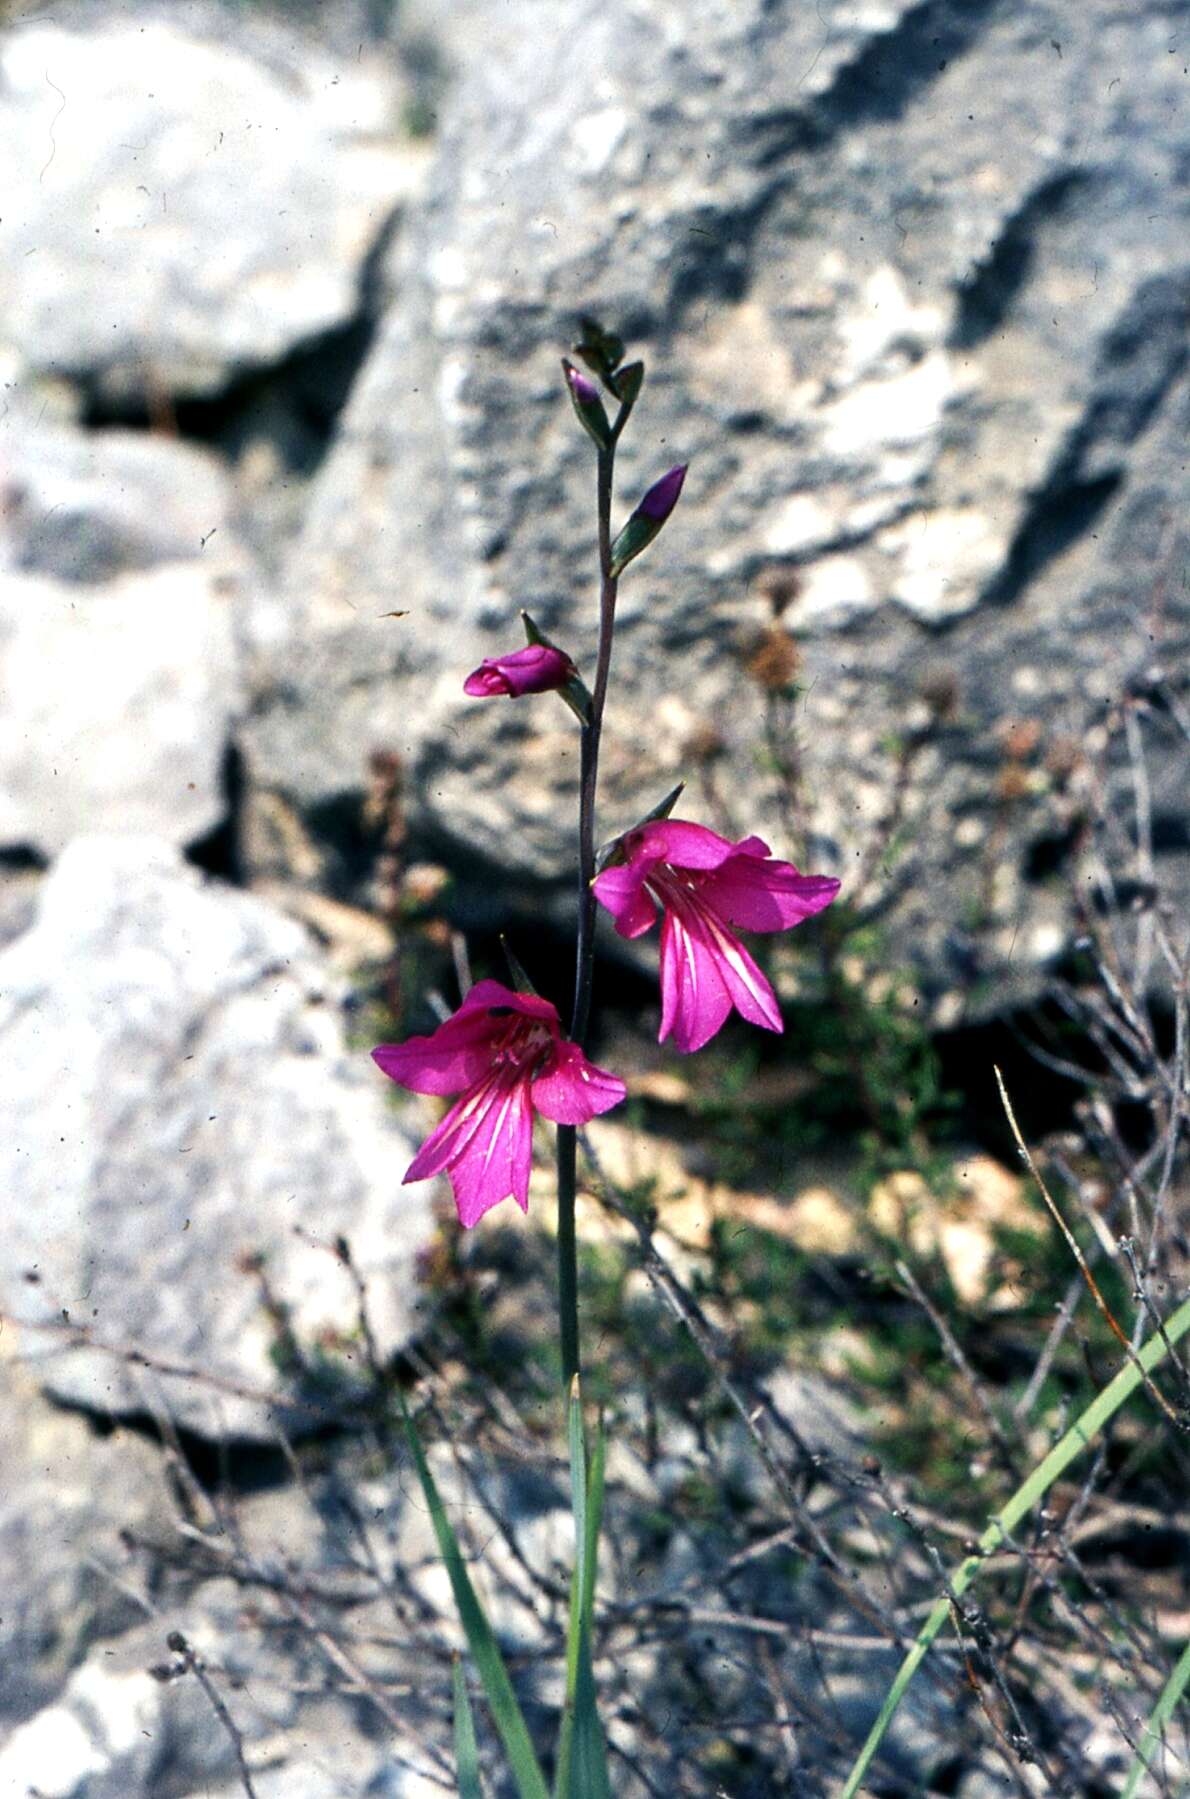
[463,643,576,699]
[372,980,626,1227]
[592,820,840,1054]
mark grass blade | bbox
[1121,1634,1190,1798]
[839,1293,1190,1798]
[453,1654,485,1799]
[400,1397,549,1799]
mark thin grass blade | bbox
[400,1397,549,1799]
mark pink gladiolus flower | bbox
[592,820,840,1054]
[372,980,626,1227]
[463,643,575,699]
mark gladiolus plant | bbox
[372,322,840,1794]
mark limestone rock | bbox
[245,0,1190,1009]
[0,836,436,1438]
[0,1364,172,1726]
[0,15,423,404]
[0,562,242,857]
[0,412,232,583]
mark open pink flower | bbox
[372,980,625,1227]
[592,820,840,1054]
[463,643,575,699]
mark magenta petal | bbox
[698,858,841,934]
[532,1041,626,1125]
[658,907,733,1053]
[373,1012,501,1097]
[592,861,658,939]
[463,665,512,697]
[404,1069,534,1227]
[696,909,783,1034]
[456,979,562,1029]
[634,818,743,871]
[463,644,573,700]
[373,981,560,1096]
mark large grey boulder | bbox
[0,1364,173,1726]
[0,837,435,1438]
[0,15,423,405]
[245,0,1190,1009]
[0,412,232,583]
[0,561,242,856]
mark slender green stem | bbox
[556,1123,579,1385]
[556,435,621,1386]
[839,1293,1190,1798]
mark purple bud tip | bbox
[564,360,601,407]
[463,643,575,700]
[637,463,687,523]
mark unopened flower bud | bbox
[562,358,611,450]
[463,643,576,699]
[610,360,644,412]
[609,463,687,578]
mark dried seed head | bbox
[746,625,802,693]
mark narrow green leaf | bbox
[839,1294,1190,1798]
[568,1640,612,1799]
[453,1655,485,1799]
[555,1379,587,1797]
[582,1419,606,1631]
[1121,1634,1190,1798]
[556,1384,611,1799]
[400,1398,550,1799]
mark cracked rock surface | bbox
[0,836,435,1439]
[0,12,421,405]
[246,0,1190,1010]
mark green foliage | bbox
[839,1291,1190,1798]
[400,1397,550,1799]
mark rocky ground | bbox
[1,0,1188,1794]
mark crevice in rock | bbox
[186,743,247,885]
[74,206,403,477]
[80,1402,303,1496]
[671,0,1004,327]
[981,273,1188,609]
[75,316,371,476]
[980,470,1121,611]
[806,0,1005,137]
[741,0,1004,170]
[933,1000,1089,1153]
[949,170,1093,349]
[0,844,48,873]
[1023,825,1082,883]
